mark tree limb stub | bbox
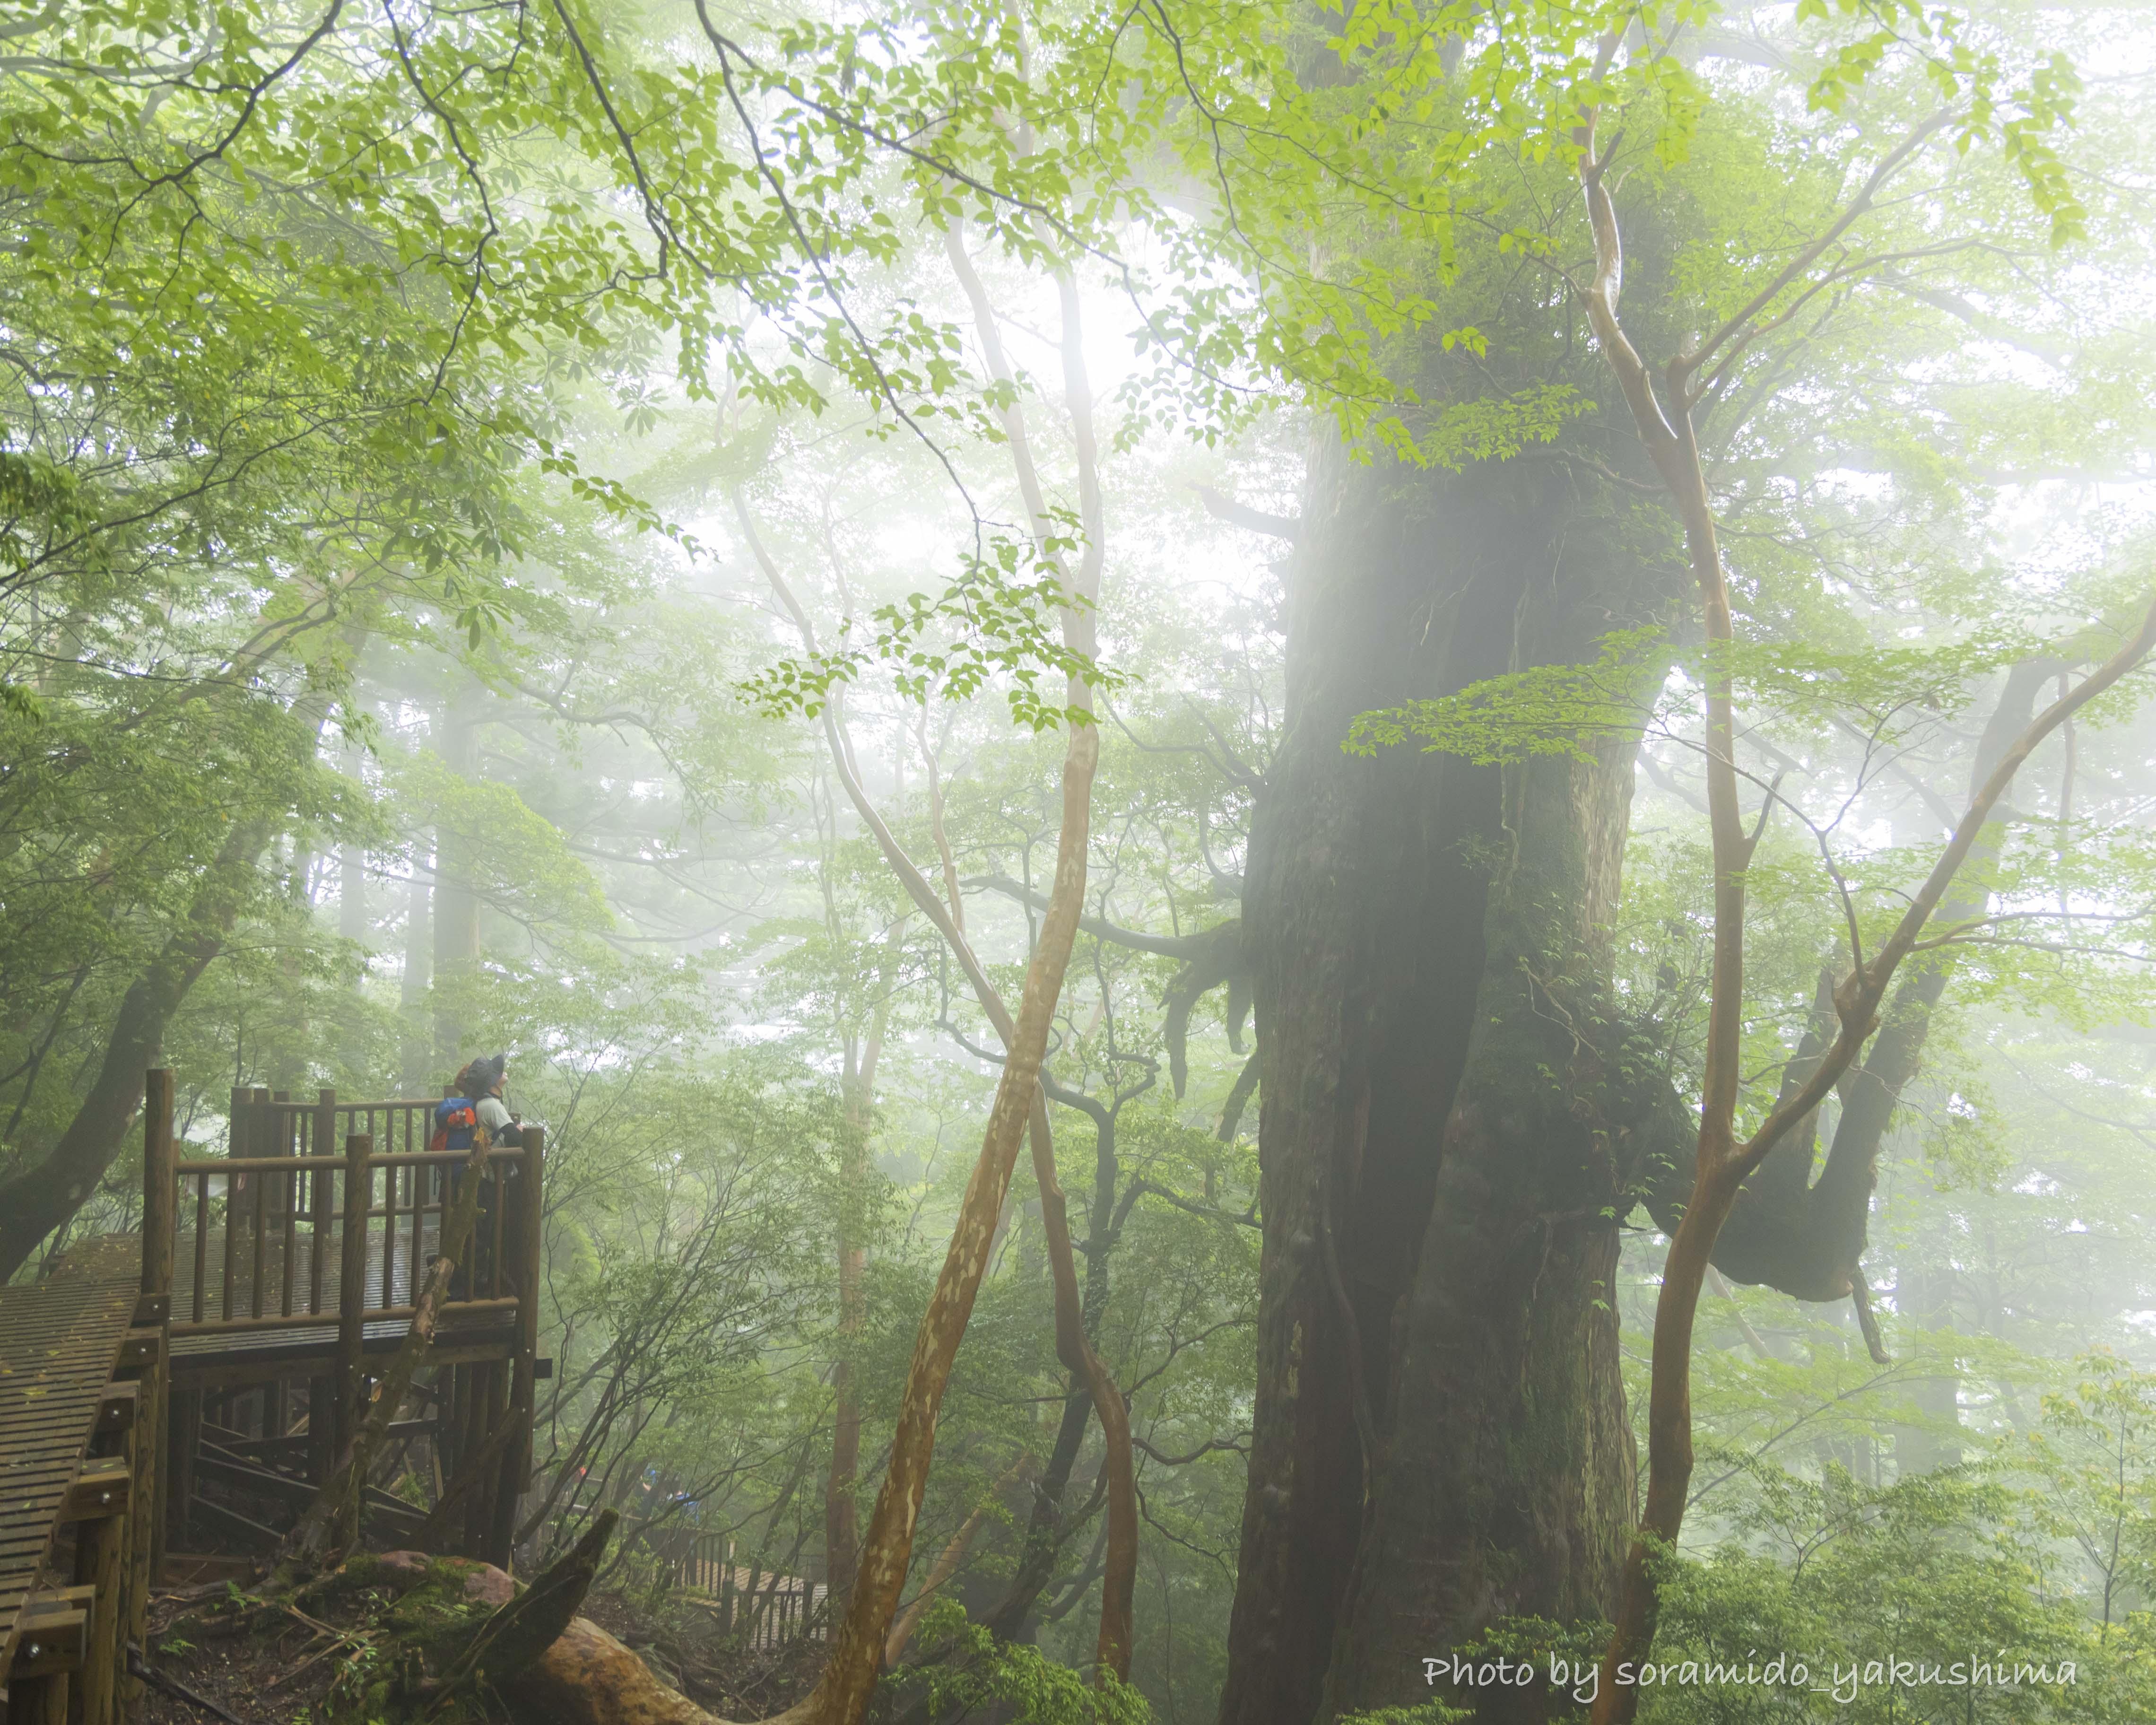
[1194,485,1302,544]
[426,1509,620,1713]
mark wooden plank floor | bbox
[0,1236,140,1673]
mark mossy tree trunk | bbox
[1220,436,1676,1725]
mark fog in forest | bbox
[7,3,2156,1723]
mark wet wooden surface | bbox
[0,1236,140,1673]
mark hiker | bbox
[431,1053,522,1293]
[438,1053,519,1150]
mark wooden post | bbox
[140,1068,175,1599]
[307,1087,339,1483]
[13,1674,70,1725]
[167,1382,200,1556]
[249,1087,270,1320]
[110,1346,158,1714]
[220,1087,246,1324]
[335,1133,373,1459]
[488,1125,544,1568]
[464,1363,493,1560]
[310,1087,336,1311]
[70,1466,129,1725]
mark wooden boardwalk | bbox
[0,1234,156,1706]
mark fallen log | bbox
[356,1538,730,1725]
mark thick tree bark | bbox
[0,813,275,1278]
[1221,432,1677,1725]
[1323,735,1646,1724]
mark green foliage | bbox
[1641,1458,2156,1721]
[741,544,1123,730]
[891,1598,1153,1725]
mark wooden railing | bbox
[146,1077,547,1567]
[642,1523,827,1649]
[171,1098,534,1324]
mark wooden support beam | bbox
[218,1418,435,1461]
[93,1382,139,1434]
[141,1070,176,1307]
[141,1079,177,1602]
[58,1461,130,1524]
[10,1601,88,1678]
[72,1435,129,1725]
[125,1394,156,1713]
[511,1125,544,1500]
[167,1385,201,1554]
[191,1495,280,1552]
[193,1444,429,1533]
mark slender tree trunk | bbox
[826,1063,870,1611]
[827,923,904,1612]
[884,1452,1038,1666]
[788,720,1099,1725]
[1026,1093,1136,1676]
[1570,70,2156,1716]
[433,694,483,1072]
[400,833,434,1095]
[339,842,368,942]
[0,813,277,1278]
[271,845,314,1092]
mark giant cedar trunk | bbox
[1323,734,1643,1724]
[1221,435,1673,1725]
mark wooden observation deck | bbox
[0,1071,545,1716]
[156,1077,545,1571]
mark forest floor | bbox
[137,1570,825,1725]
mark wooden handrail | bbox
[169,1297,521,1338]
[260,1098,445,1114]
[177,1148,527,1175]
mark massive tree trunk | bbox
[1220,435,1676,1725]
[1323,732,1642,1723]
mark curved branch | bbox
[1195,485,1300,543]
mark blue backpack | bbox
[430,1095,480,1154]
